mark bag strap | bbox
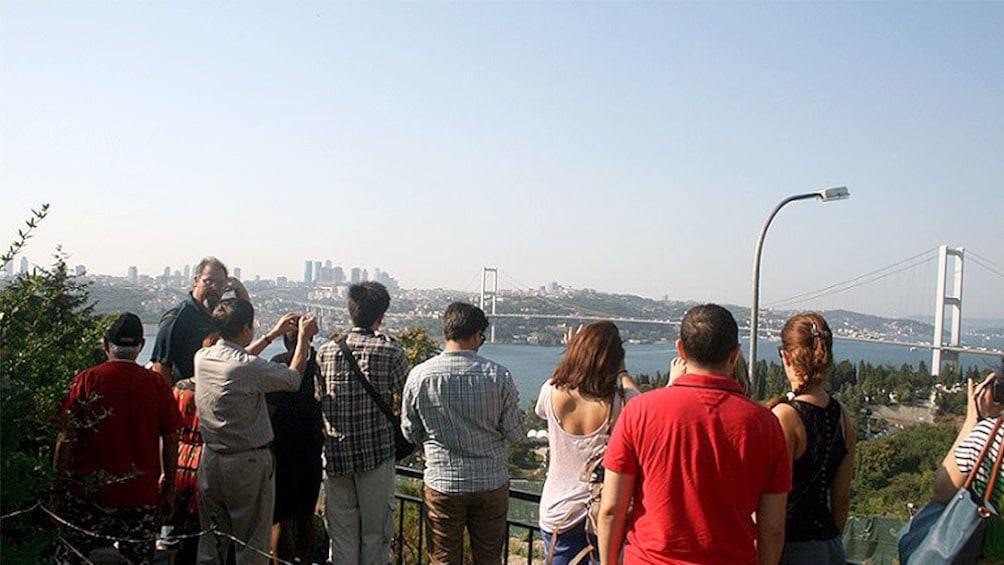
[964,418,1004,491]
[335,337,399,428]
[967,419,1004,510]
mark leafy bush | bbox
[1,207,107,560]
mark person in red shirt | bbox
[52,312,184,565]
[598,304,791,565]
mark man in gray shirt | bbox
[194,298,318,565]
[401,302,524,565]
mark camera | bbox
[994,357,1004,405]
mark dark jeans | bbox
[423,484,508,565]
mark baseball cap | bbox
[105,313,144,347]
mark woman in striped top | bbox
[933,372,1004,560]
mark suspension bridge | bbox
[296,245,1003,375]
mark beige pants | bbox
[197,446,274,565]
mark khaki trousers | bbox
[196,446,274,565]
[423,484,509,565]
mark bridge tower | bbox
[480,267,498,343]
[932,245,965,376]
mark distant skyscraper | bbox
[3,257,13,277]
[314,261,322,284]
[362,268,369,282]
[162,266,170,280]
[183,264,191,280]
[374,268,382,283]
[350,267,361,284]
[334,266,345,285]
[74,265,86,276]
[325,259,333,270]
[304,260,314,285]
[128,266,138,284]
[234,267,242,280]
[19,257,29,274]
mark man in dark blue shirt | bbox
[151,256,248,385]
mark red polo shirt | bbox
[60,360,183,507]
[604,374,792,564]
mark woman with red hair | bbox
[535,321,638,564]
[771,312,856,564]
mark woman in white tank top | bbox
[535,322,639,564]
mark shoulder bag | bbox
[898,418,1004,564]
[335,338,416,462]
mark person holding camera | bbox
[932,370,1004,560]
[194,299,318,565]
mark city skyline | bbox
[2,2,1002,317]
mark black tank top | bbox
[786,398,847,542]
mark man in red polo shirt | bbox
[598,304,791,565]
[52,312,183,564]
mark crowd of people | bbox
[50,255,1002,565]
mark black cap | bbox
[105,313,144,347]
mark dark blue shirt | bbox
[150,294,215,383]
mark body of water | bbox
[141,326,1002,409]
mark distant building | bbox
[334,266,345,285]
[325,259,332,270]
[314,261,322,284]
[75,265,86,276]
[162,266,170,281]
[304,260,313,285]
[548,281,559,292]
[276,276,288,287]
[183,264,191,280]
[128,266,138,284]
[234,267,242,280]
[3,258,13,277]
[350,267,361,284]
[361,268,369,282]
[20,256,29,274]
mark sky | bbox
[2,2,1002,319]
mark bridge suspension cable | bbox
[764,247,939,310]
[968,249,1004,280]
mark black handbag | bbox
[335,338,416,461]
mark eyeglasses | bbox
[479,332,487,345]
[200,277,227,289]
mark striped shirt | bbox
[401,349,524,494]
[955,418,1004,509]
[315,329,410,475]
[194,340,301,453]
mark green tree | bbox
[1,207,107,560]
[397,327,441,367]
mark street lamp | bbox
[748,186,849,397]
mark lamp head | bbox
[816,186,850,202]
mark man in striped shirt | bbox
[194,299,318,564]
[402,302,524,565]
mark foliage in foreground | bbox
[1,208,107,559]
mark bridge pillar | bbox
[932,245,964,377]
[480,267,498,343]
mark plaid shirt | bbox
[401,350,524,494]
[315,328,410,475]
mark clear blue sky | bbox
[2,2,1002,318]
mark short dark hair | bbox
[212,298,254,340]
[195,256,228,278]
[444,302,489,341]
[348,282,391,328]
[680,304,739,366]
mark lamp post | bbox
[749,187,849,398]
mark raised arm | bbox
[934,374,1001,503]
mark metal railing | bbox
[393,466,543,565]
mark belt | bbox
[207,442,272,455]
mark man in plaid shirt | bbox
[315,282,410,565]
